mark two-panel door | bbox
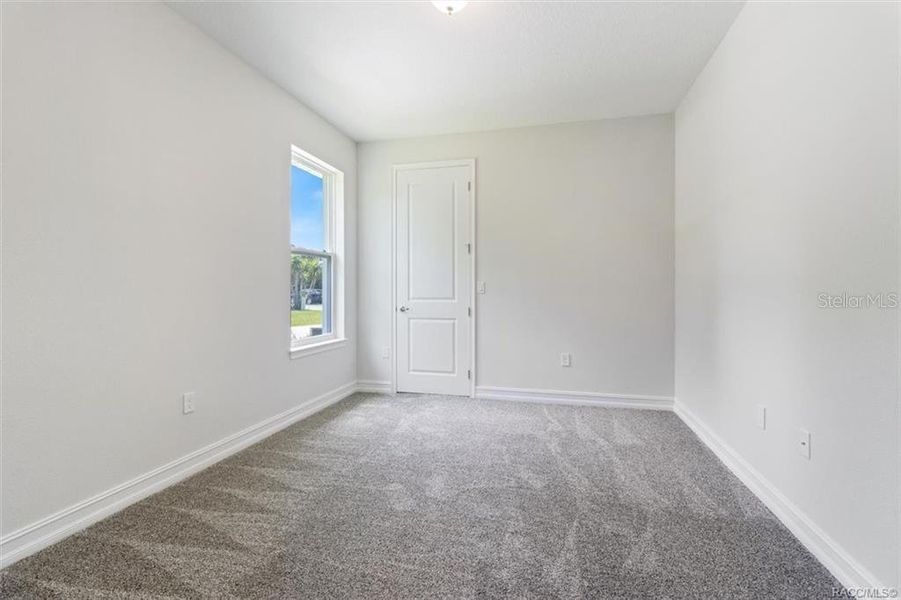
[395,163,473,396]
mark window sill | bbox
[289,338,347,360]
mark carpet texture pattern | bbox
[1,393,840,599]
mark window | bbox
[290,146,344,355]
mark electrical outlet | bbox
[798,428,811,459]
[182,392,196,415]
[477,281,486,294]
[381,347,390,359]
[560,352,572,367]
[756,405,767,430]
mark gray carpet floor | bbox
[1,393,840,599]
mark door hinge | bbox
[467,181,472,191]
[467,369,472,380]
[467,306,472,317]
[466,242,471,254]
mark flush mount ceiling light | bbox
[431,1,468,16]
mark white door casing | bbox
[393,160,474,396]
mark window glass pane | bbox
[290,253,332,342]
[290,165,325,250]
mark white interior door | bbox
[395,162,473,396]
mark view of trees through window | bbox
[290,254,326,325]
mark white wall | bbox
[358,116,674,398]
[675,1,899,588]
[1,2,356,538]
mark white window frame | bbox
[289,145,346,359]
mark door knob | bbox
[398,306,410,312]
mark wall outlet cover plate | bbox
[798,428,811,459]
[182,392,196,415]
[755,405,766,430]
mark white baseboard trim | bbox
[0,381,358,570]
[476,385,673,410]
[673,399,885,592]
[355,380,393,394]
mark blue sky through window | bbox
[290,165,324,250]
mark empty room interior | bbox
[2,1,900,598]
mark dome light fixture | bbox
[431,1,468,16]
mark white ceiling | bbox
[169,1,744,142]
